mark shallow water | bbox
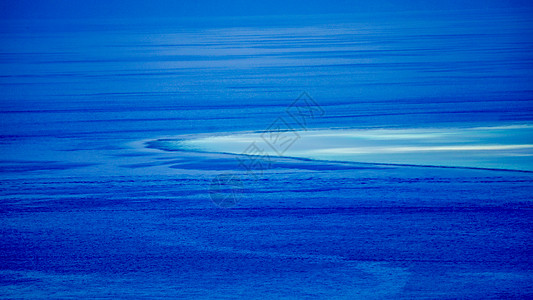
[151,125,533,171]
[1,9,533,298]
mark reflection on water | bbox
[150,125,533,171]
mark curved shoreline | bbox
[143,125,533,173]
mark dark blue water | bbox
[1,9,532,298]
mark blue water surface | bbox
[1,8,533,298]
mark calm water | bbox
[1,9,533,298]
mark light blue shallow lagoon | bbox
[1,7,533,298]
[150,125,533,171]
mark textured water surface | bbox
[1,9,533,298]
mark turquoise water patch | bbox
[149,125,533,171]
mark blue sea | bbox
[1,8,533,298]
